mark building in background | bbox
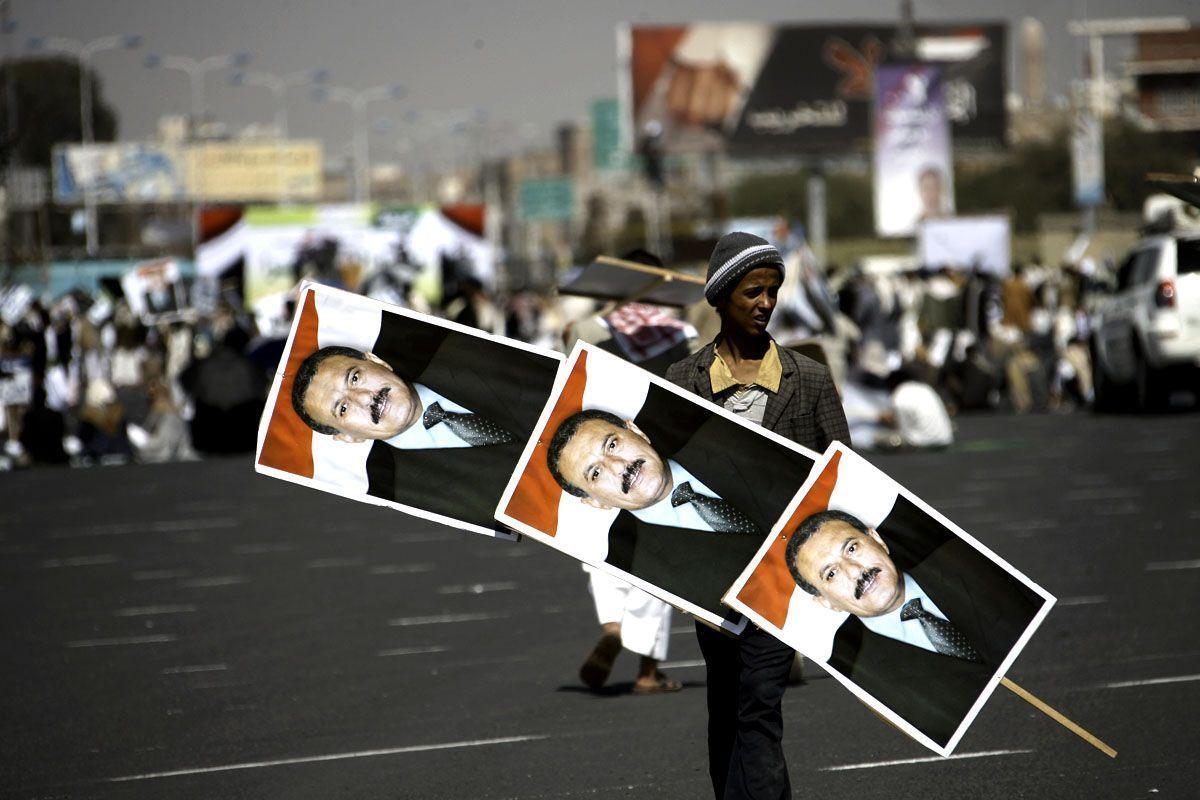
[1129,28,1200,131]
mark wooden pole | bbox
[593,254,706,285]
[1001,677,1116,758]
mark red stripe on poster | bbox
[258,291,319,478]
[503,350,590,537]
[736,450,841,628]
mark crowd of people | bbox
[0,241,1103,472]
[0,292,266,470]
[829,259,1098,451]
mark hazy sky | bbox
[16,0,1199,164]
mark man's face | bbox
[556,418,672,510]
[302,352,421,442]
[792,520,903,617]
[716,267,781,338]
[919,172,944,215]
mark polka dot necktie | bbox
[422,402,516,447]
[900,598,981,662]
[669,481,760,535]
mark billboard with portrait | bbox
[723,442,1054,755]
[873,63,955,238]
[255,283,562,538]
[495,343,819,632]
[53,143,186,204]
[624,22,1006,155]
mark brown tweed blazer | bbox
[664,339,849,454]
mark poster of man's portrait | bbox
[723,442,1055,755]
[495,343,819,632]
[120,258,188,324]
[255,283,562,538]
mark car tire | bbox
[1134,344,1169,413]
[1091,339,1128,413]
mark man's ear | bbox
[809,593,836,611]
[624,419,650,443]
[363,351,393,371]
[582,496,613,510]
[332,431,365,444]
[868,528,889,553]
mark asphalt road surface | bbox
[1,412,1197,799]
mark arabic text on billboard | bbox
[627,23,1006,155]
[188,141,322,202]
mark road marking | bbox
[931,497,984,510]
[821,748,1033,772]
[389,611,509,626]
[1099,674,1200,690]
[42,555,118,568]
[149,518,239,533]
[670,626,695,635]
[115,605,197,617]
[105,735,548,783]
[1092,503,1139,517]
[369,564,434,575]
[49,518,239,538]
[999,520,1056,532]
[233,543,294,554]
[488,548,530,558]
[391,533,455,544]
[161,664,227,674]
[1065,487,1139,501]
[178,576,247,588]
[437,581,517,595]
[67,635,178,648]
[307,557,366,569]
[133,569,191,580]
[660,659,706,669]
[1057,595,1107,607]
[377,646,449,657]
[1146,559,1200,571]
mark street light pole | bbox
[145,51,253,134]
[27,34,141,256]
[312,84,404,204]
[144,51,252,251]
[229,69,328,206]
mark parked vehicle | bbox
[1091,200,1200,411]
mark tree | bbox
[1100,118,1196,212]
[0,56,118,168]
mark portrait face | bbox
[793,519,904,618]
[919,170,944,216]
[717,266,782,337]
[556,417,672,510]
[302,351,421,443]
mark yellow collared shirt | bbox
[709,341,783,395]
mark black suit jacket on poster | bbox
[827,495,1045,747]
[601,377,818,620]
[362,312,560,530]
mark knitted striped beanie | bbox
[704,232,785,305]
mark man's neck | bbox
[716,328,771,364]
[881,575,908,616]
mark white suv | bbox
[1091,232,1200,410]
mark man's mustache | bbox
[369,386,390,424]
[854,567,881,600]
[621,459,645,494]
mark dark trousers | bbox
[696,621,794,800]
